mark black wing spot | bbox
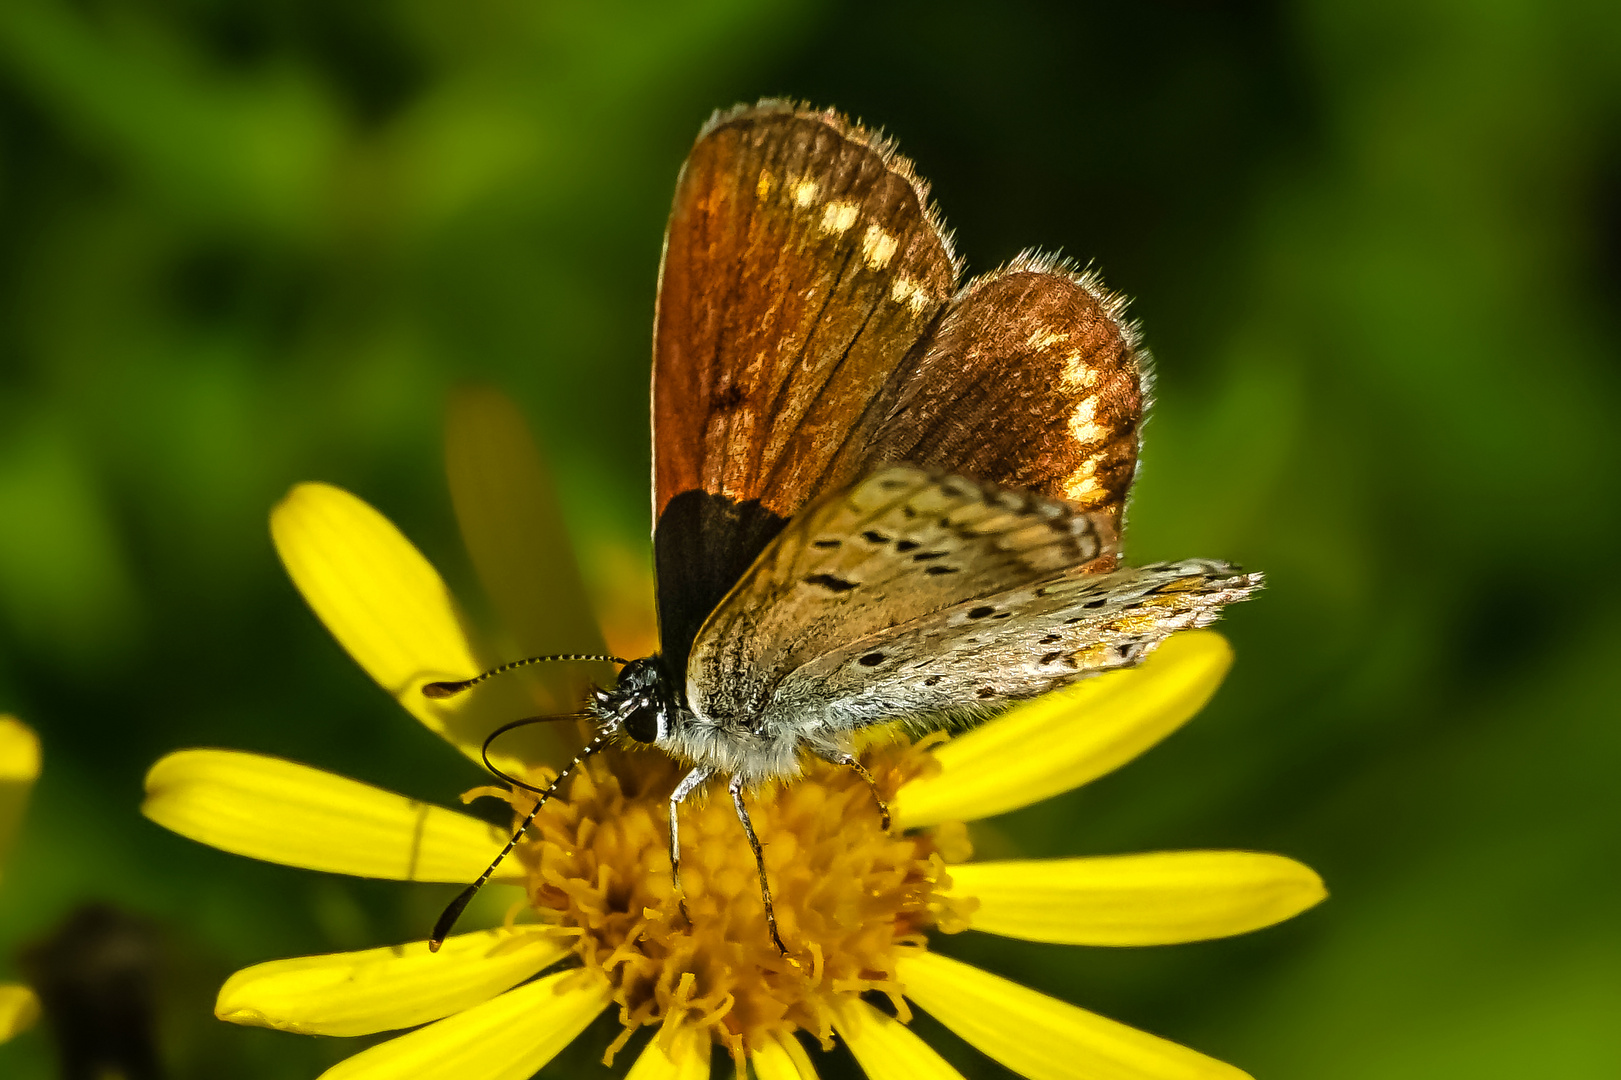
[967,606,994,619]
[862,530,890,544]
[992,611,1012,619]
[710,385,744,413]
[895,539,920,552]
[1034,587,1049,597]
[1041,651,1064,665]
[994,491,1025,511]
[1039,634,1061,644]
[925,565,960,576]
[914,550,949,561]
[805,573,858,593]
[924,675,942,687]
[1116,644,1136,658]
[1064,616,1083,624]
[901,505,918,518]
[976,686,996,699]
[1084,598,1108,609]
[812,538,842,549]
[858,652,885,667]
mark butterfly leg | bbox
[667,765,712,925]
[817,749,891,832]
[729,774,790,956]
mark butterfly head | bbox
[592,656,678,747]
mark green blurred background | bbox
[1,0,1618,1077]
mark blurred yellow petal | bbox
[445,387,608,670]
[318,968,610,1080]
[625,1023,710,1080]
[832,997,966,1080]
[899,950,1248,1080]
[0,716,41,870]
[142,750,522,883]
[0,716,40,783]
[216,926,571,1036]
[271,482,542,770]
[946,852,1326,946]
[751,1031,819,1080]
[0,983,40,1042]
[894,631,1232,828]
[445,388,615,767]
[588,538,660,662]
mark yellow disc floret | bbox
[486,739,975,1066]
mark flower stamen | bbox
[501,738,976,1064]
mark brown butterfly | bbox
[427,101,1261,952]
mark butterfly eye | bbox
[622,706,661,744]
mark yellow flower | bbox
[142,392,1325,1079]
[0,715,43,1043]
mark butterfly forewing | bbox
[863,255,1145,539]
[686,466,1258,733]
[653,102,959,678]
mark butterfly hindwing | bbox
[686,465,1115,723]
[864,255,1146,539]
[653,102,960,678]
[776,559,1258,731]
[686,465,1258,733]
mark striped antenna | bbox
[429,725,611,951]
[421,653,628,699]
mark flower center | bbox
[502,739,973,1063]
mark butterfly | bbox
[426,100,1261,952]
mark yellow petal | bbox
[445,387,609,668]
[271,482,544,771]
[899,950,1249,1080]
[142,750,522,883]
[216,926,571,1036]
[751,1031,819,1080]
[318,968,610,1080]
[832,997,966,1080]
[0,716,40,783]
[445,388,617,767]
[946,852,1326,946]
[0,716,41,871]
[625,1023,711,1080]
[0,983,40,1042]
[894,631,1232,828]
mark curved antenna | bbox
[478,713,591,794]
[422,653,628,699]
[428,727,611,951]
